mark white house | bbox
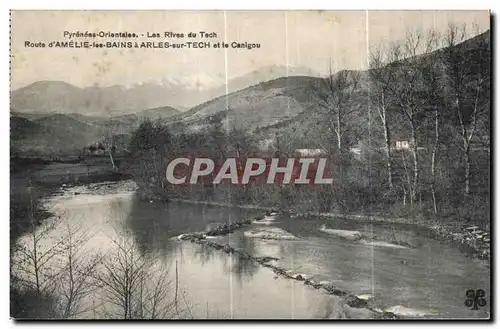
[294,149,327,156]
[395,141,410,150]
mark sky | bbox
[10,10,490,90]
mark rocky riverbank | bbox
[428,223,490,260]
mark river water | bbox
[13,180,490,319]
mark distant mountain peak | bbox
[14,80,81,92]
[242,64,320,77]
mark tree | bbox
[56,218,101,318]
[316,65,361,161]
[419,30,444,215]
[441,23,490,197]
[384,30,437,205]
[128,120,171,195]
[315,65,361,211]
[369,49,396,191]
[128,120,156,154]
[109,144,117,171]
[12,186,99,318]
[96,227,178,319]
[13,186,65,299]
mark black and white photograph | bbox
[9,9,491,320]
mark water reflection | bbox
[224,236,260,283]
[125,194,257,256]
[125,195,264,289]
[17,182,491,319]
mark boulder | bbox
[383,305,434,317]
[364,240,411,249]
[319,227,364,241]
[356,294,373,301]
[344,296,368,308]
[244,227,297,240]
[293,274,306,281]
[255,256,279,263]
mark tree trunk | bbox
[401,150,413,207]
[431,107,439,215]
[336,111,345,212]
[108,149,116,171]
[402,185,407,206]
[382,111,394,190]
[29,191,41,295]
[410,121,419,203]
[456,91,476,198]
[336,112,342,157]
[464,145,471,196]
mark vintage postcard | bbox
[9,10,491,320]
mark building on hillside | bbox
[394,140,410,151]
[294,149,327,157]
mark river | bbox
[12,180,490,319]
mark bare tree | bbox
[96,228,178,319]
[12,188,100,319]
[316,64,361,161]
[315,64,361,212]
[56,218,101,318]
[13,186,66,299]
[441,23,490,197]
[369,49,395,191]
[420,30,444,215]
[430,93,441,215]
[107,144,117,171]
[384,29,437,205]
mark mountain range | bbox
[11,65,320,117]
